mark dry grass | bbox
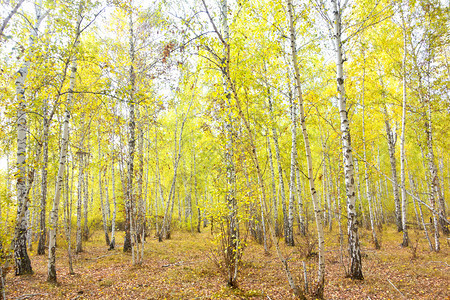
[6,225,449,299]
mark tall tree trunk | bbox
[136,106,144,253]
[425,107,442,252]
[109,152,117,250]
[267,136,280,236]
[27,176,36,252]
[361,54,379,249]
[220,0,239,287]
[267,92,287,238]
[295,165,306,236]
[14,2,44,275]
[407,160,433,251]
[322,139,332,231]
[82,155,89,241]
[159,93,193,240]
[287,0,325,295]
[37,99,49,255]
[384,109,402,232]
[425,102,448,238]
[124,6,136,253]
[47,39,78,281]
[287,83,296,247]
[400,19,409,247]
[65,157,75,274]
[354,159,367,228]
[75,153,84,253]
[99,135,110,246]
[331,0,363,280]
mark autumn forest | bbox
[0,0,448,299]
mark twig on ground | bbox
[15,293,49,300]
[387,278,406,299]
[85,252,118,261]
[162,261,183,267]
[427,261,449,267]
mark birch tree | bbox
[123,3,136,253]
[286,0,326,294]
[331,0,363,279]
[14,0,45,276]
[47,2,84,281]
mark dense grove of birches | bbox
[0,0,448,299]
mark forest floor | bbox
[5,225,449,299]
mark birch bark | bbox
[14,1,45,275]
[331,0,363,280]
[361,56,379,249]
[287,85,296,246]
[37,98,49,255]
[47,7,81,279]
[384,111,402,232]
[400,15,409,247]
[124,6,136,253]
[267,136,280,236]
[287,0,325,294]
[267,93,287,238]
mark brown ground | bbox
[6,226,449,299]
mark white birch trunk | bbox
[82,155,89,241]
[354,160,367,228]
[65,158,75,274]
[99,139,110,246]
[267,135,280,236]
[47,10,80,279]
[75,153,83,253]
[384,112,402,231]
[400,21,409,247]
[287,0,325,294]
[295,165,306,236]
[361,58,379,249]
[331,0,363,280]
[426,105,442,251]
[14,2,44,275]
[109,153,117,250]
[267,94,287,238]
[287,85,296,246]
[37,98,49,255]
[124,6,136,254]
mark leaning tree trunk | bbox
[14,2,44,275]
[287,0,325,295]
[332,0,363,280]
